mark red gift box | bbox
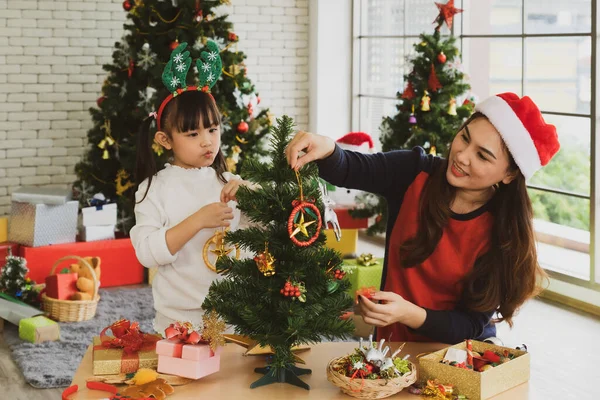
[19,238,144,288]
[334,208,369,229]
[45,272,78,300]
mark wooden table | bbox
[70,341,531,399]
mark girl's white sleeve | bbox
[129,182,178,268]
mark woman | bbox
[285,93,560,343]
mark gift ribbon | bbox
[164,321,215,357]
[94,319,160,374]
[349,368,368,392]
[357,253,378,267]
[88,194,110,210]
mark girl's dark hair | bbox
[135,90,228,203]
[399,112,547,327]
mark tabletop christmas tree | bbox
[203,116,354,390]
[73,0,272,234]
[351,0,473,235]
[0,254,40,308]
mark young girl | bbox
[286,93,560,344]
[130,42,249,334]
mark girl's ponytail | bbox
[135,116,158,203]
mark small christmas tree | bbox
[203,116,354,390]
[351,0,473,235]
[73,0,273,234]
[0,254,40,308]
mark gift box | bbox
[343,255,384,296]
[156,338,222,380]
[418,340,530,400]
[19,238,144,287]
[334,208,369,229]
[0,217,7,242]
[18,315,60,344]
[82,203,117,227]
[45,272,78,300]
[9,187,78,247]
[324,228,358,258]
[81,225,115,242]
[92,334,161,375]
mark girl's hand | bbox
[357,291,426,329]
[285,130,336,171]
[196,202,234,229]
[220,179,248,203]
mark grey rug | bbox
[3,286,155,389]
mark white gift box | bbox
[81,225,115,242]
[9,187,78,247]
[81,203,117,227]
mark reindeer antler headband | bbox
[152,40,223,131]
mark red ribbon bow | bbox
[100,319,159,354]
[164,322,204,345]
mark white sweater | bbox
[130,164,242,334]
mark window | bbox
[352,0,597,290]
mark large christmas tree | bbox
[203,116,354,390]
[351,0,473,235]
[73,0,272,233]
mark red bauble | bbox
[97,96,106,108]
[170,40,180,51]
[123,0,132,11]
[237,121,249,134]
[437,52,447,63]
[228,32,238,41]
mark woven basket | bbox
[42,255,100,322]
[326,356,417,399]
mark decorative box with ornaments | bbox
[156,311,226,380]
[418,339,530,400]
[327,335,417,399]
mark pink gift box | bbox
[156,338,222,380]
[158,353,221,380]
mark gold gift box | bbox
[324,228,358,258]
[418,340,530,400]
[92,335,160,375]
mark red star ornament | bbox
[434,0,463,30]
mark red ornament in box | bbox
[19,239,144,288]
[45,272,78,300]
[237,121,249,134]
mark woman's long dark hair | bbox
[399,112,547,327]
[135,90,228,203]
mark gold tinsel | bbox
[202,311,226,351]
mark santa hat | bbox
[474,92,560,180]
[337,132,374,153]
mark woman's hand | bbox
[285,130,336,171]
[357,291,427,329]
[220,179,249,203]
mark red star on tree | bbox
[433,0,463,31]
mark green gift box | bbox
[343,254,384,297]
[19,315,60,344]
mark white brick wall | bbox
[0,0,309,215]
